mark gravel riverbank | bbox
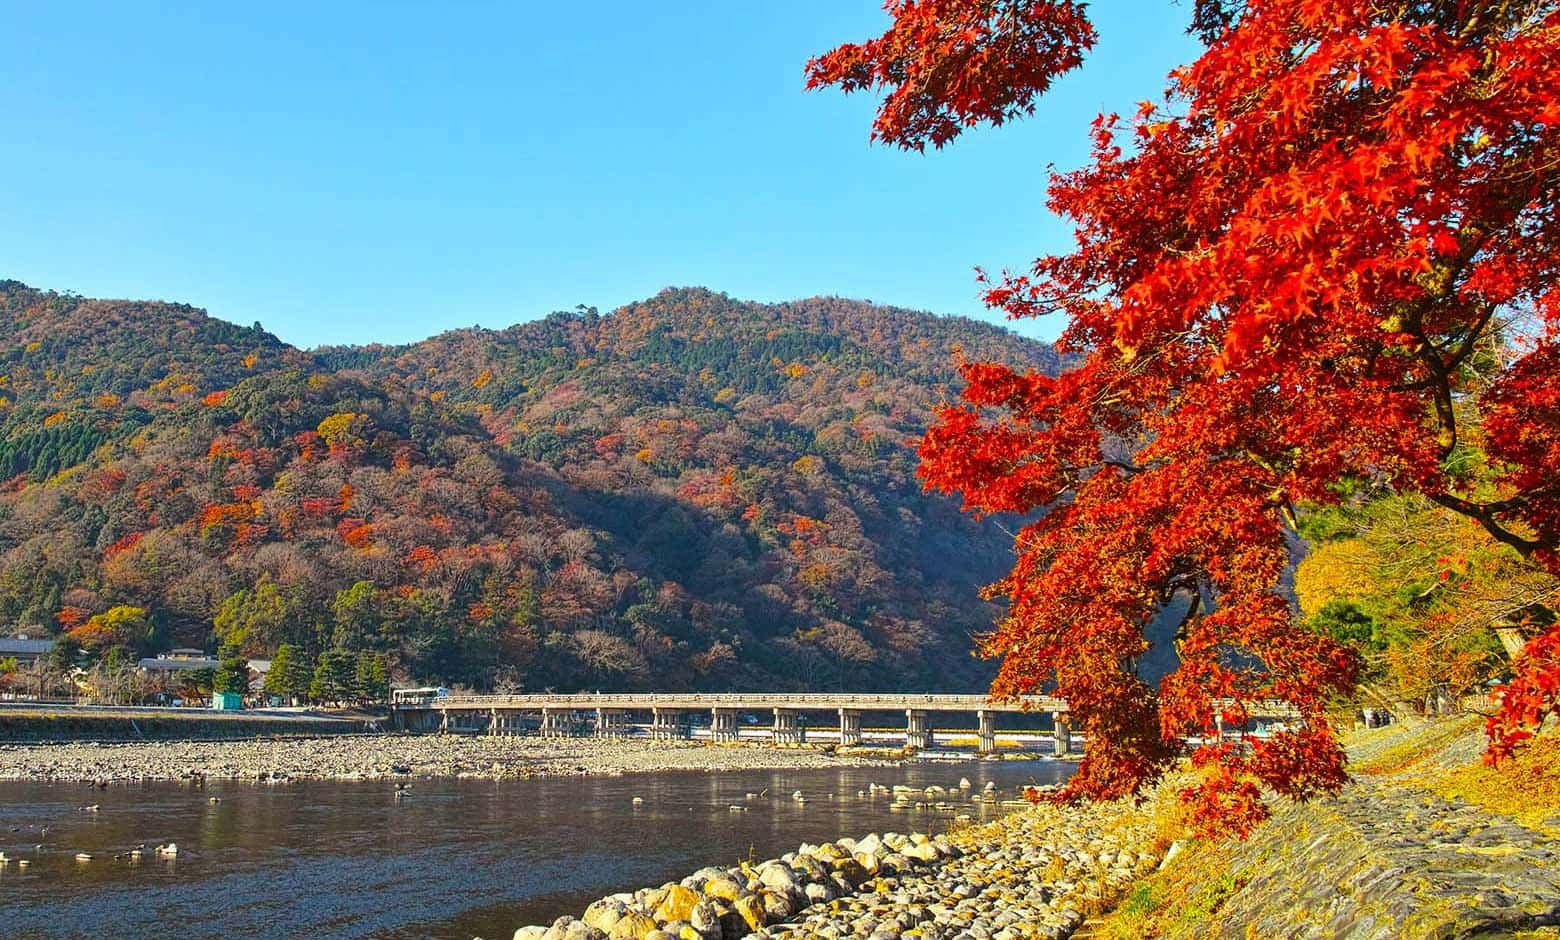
[0,734,902,783]
[504,784,1166,940]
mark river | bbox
[0,758,1071,939]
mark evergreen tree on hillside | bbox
[309,650,357,705]
[213,644,250,697]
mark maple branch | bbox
[1426,490,1548,557]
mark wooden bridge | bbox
[390,691,1301,754]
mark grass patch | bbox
[1429,726,1560,836]
[1093,838,1247,938]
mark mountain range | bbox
[0,280,1058,691]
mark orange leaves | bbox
[805,0,1096,151]
[813,0,1560,833]
[202,389,229,407]
[300,496,338,519]
[102,530,144,558]
[338,518,375,549]
[201,502,254,531]
[1486,627,1560,764]
[55,606,90,630]
[404,545,438,571]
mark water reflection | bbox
[0,759,1071,939]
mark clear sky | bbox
[1,2,1199,348]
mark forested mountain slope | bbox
[0,281,1057,692]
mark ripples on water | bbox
[0,758,1071,939]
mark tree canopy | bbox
[0,282,1055,695]
[812,0,1560,835]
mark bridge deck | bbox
[401,692,1298,719]
[425,692,1064,712]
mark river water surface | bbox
[0,758,1071,939]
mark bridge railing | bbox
[404,691,1302,719]
[429,691,1066,712]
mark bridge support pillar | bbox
[541,707,572,737]
[837,708,862,747]
[977,709,996,753]
[596,708,627,737]
[710,708,739,743]
[905,709,931,750]
[439,709,449,734]
[488,708,499,736]
[651,707,683,740]
[772,708,803,745]
[1053,712,1071,756]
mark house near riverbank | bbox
[0,635,54,669]
[137,649,220,674]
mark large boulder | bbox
[854,849,883,876]
[687,901,723,940]
[756,863,798,893]
[583,900,629,933]
[902,842,939,864]
[702,874,743,902]
[541,918,606,940]
[512,928,548,940]
[760,889,794,923]
[606,911,658,940]
[831,857,869,886]
[638,886,672,914]
[733,895,767,933]
[653,885,702,924]
[790,854,827,883]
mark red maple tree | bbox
[811,0,1560,833]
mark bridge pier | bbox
[541,707,573,737]
[595,707,627,737]
[837,708,862,747]
[710,707,740,743]
[772,708,804,745]
[977,709,996,753]
[1053,712,1071,756]
[651,707,684,740]
[905,709,931,750]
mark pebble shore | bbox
[0,734,897,783]
[505,782,1166,940]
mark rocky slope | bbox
[1096,718,1560,939]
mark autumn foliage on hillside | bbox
[813,0,1560,833]
[0,281,1054,693]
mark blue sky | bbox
[1,2,1199,348]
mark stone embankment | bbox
[1095,717,1560,938]
[0,734,892,783]
[506,784,1166,940]
[0,705,371,742]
